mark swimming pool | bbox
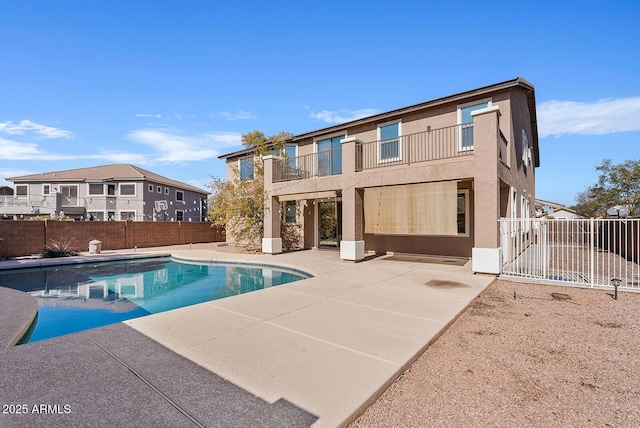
[0,257,310,344]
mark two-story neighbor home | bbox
[3,164,209,222]
[220,77,539,274]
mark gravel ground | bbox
[350,279,640,427]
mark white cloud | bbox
[538,97,640,138]
[310,108,379,124]
[128,128,242,163]
[0,167,34,187]
[218,110,256,121]
[136,113,163,118]
[0,136,148,164]
[0,120,73,139]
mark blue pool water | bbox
[0,257,310,344]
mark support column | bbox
[339,137,365,261]
[262,155,282,254]
[470,106,501,274]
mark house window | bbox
[176,190,184,201]
[458,99,490,149]
[317,135,343,176]
[148,184,154,192]
[521,129,531,167]
[43,184,51,195]
[120,211,136,221]
[164,187,169,195]
[378,121,401,162]
[284,201,297,224]
[89,184,104,195]
[457,191,469,235]
[239,157,254,180]
[16,185,28,198]
[284,145,297,169]
[88,211,103,221]
[107,184,116,196]
[157,186,162,194]
[176,210,184,221]
[120,184,136,196]
[60,185,79,206]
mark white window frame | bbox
[175,210,184,221]
[176,190,184,201]
[457,98,492,151]
[521,129,531,166]
[457,189,470,237]
[60,184,79,207]
[148,184,154,192]
[15,184,28,199]
[119,183,137,197]
[164,187,169,195]
[157,185,162,194]
[42,184,51,196]
[377,119,402,163]
[106,184,116,196]
[284,144,298,169]
[239,156,255,180]
[88,183,105,196]
[119,210,137,221]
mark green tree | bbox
[208,130,292,249]
[572,159,640,217]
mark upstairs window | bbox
[120,184,136,196]
[176,190,184,201]
[107,184,116,196]
[284,145,297,169]
[378,121,401,162]
[42,184,51,195]
[89,184,104,195]
[240,156,254,180]
[317,135,343,176]
[458,99,490,149]
[16,185,28,198]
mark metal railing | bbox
[273,148,342,182]
[500,218,640,291]
[356,124,473,171]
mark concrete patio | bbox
[0,243,494,427]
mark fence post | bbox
[589,218,594,287]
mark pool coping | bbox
[0,245,495,427]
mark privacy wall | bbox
[0,221,225,258]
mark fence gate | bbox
[499,218,640,291]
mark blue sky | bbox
[1,0,639,206]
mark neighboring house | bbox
[2,164,209,221]
[0,186,13,196]
[220,77,539,274]
[535,199,583,219]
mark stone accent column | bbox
[339,137,365,261]
[470,105,502,274]
[262,155,282,254]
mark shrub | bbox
[41,240,79,258]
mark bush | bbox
[41,240,79,258]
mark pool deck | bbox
[0,243,495,427]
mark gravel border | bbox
[350,279,640,427]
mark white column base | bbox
[262,238,282,254]
[472,247,501,274]
[340,240,365,261]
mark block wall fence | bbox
[0,221,225,258]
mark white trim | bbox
[377,119,402,163]
[457,98,493,151]
[15,184,28,199]
[148,184,154,192]
[176,190,185,201]
[457,189,470,237]
[59,184,79,206]
[42,183,51,196]
[118,210,137,221]
[88,183,105,196]
[119,182,137,197]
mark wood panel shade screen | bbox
[364,181,458,235]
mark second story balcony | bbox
[272,123,475,183]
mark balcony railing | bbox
[356,124,473,171]
[273,147,342,182]
[272,124,476,182]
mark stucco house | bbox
[220,77,539,273]
[2,164,209,222]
